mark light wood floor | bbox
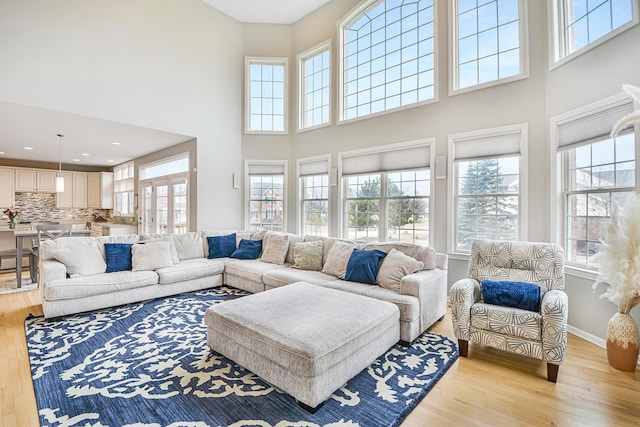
[1,288,639,427]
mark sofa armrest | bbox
[541,289,569,364]
[449,278,481,340]
[400,268,448,333]
[39,259,67,296]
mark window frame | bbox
[298,41,332,132]
[338,139,435,246]
[245,57,289,135]
[297,154,331,237]
[244,159,288,232]
[548,0,639,70]
[449,0,529,96]
[550,91,638,277]
[337,0,439,125]
[447,123,529,256]
[113,161,135,218]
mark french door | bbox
[140,173,188,234]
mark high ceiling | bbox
[201,0,330,24]
[0,101,193,168]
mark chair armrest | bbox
[449,278,481,340]
[541,289,569,364]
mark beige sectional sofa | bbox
[39,229,448,343]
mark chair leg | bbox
[458,339,468,357]
[547,363,559,383]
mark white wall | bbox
[0,0,244,229]
[241,0,640,340]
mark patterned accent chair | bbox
[450,240,568,382]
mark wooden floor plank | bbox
[1,289,639,427]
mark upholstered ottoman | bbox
[204,281,400,411]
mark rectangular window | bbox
[551,0,637,66]
[449,124,527,253]
[301,174,329,237]
[344,171,431,245]
[245,57,288,134]
[564,134,635,267]
[299,42,331,131]
[246,160,287,232]
[451,0,527,92]
[455,157,520,251]
[552,92,636,269]
[114,161,135,216]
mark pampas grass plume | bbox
[593,195,640,313]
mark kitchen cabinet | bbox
[72,173,88,208]
[37,170,57,192]
[0,168,15,208]
[88,172,114,209]
[14,168,58,193]
[94,224,137,236]
[15,169,37,192]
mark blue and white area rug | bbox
[25,287,459,427]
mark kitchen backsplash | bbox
[12,192,110,222]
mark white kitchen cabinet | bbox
[72,173,88,208]
[55,172,73,208]
[0,168,15,208]
[14,169,37,192]
[88,172,114,209]
[96,224,137,236]
[37,170,57,192]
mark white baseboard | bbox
[567,325,606,349]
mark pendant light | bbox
[56,134,64,192]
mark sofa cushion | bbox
[155,258,225,284]
[140,234,180,264]
[224,259,289,284]
[321,240,355,279]
[96,234,141,259]
[320,280,419,323]
[230,239,262,260]
[344,249,387,285]
[470,302,542,341]
[207,233,237,259]
[260,233,289,265]
[291,240,324,271]
[104,243,133,273]
[305,236,356,266]
[132,241,174,271]
[44,270,159,301]
[263,268,337,289]
[361,242,436,270]
[376,248,424,292]
[44,237,107,278]
[171,232,205,260]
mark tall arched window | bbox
[339,0,436,122]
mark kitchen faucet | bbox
[113,211,124,224]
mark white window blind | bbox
[247,162,286,175]
[556,100,634,151]
[341,144,431,176]
[452,129,523,162]
[298,157,329,177]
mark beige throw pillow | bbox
[321,241,355,278]
[50,238,107,278]
[260,234,289,265]
[376,248,424,292]
[132,241,174,271]
[292,240,323,271]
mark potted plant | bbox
[3,207,20,229]
[592,83,640,371]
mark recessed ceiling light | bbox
[111,142,122,146]
[108,160,115,163]
[24,146,33,150]
[81,153,90,156]
[72,158,80,162]
[0,151,5,155]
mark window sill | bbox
[564,264,599,281]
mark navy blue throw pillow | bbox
[104,243,133,273]
[344,249,387,285]
[481,279,541,312]
[207,233,237,259]
[230,239,262,260]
